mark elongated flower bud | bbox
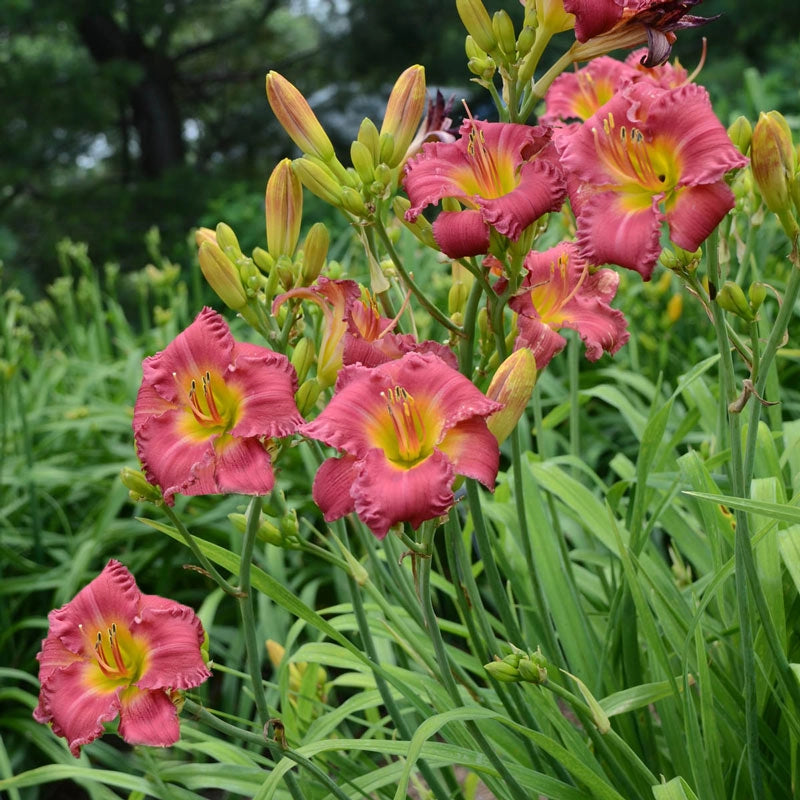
[491,10,517,57]
[486,348,537,444]
[727,116,752,156]
[292,156,344,207]
[380,65,426,168]
[350,140,376,186]
[751,111,795,215]
[300,222,330,284]
[266,158,303,259]
[197,240,248,311]
[266,71,335,161]
[119,467,162,503]
[456,0,498,54]
[716,281,754,321]
[291,337,315,383]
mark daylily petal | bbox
[47,560,140,654]
[477,156,566,239]
[141,308,233,405]
[35,635,83,686]
[311,455,359,522]
[228,349,303,438]
[563,0,621,41]
[437,418,499,488]
[352,449,455,538]
[135,603,211,691]
[575,192,664,279]
[432,210,491,259]
[515,317,568,369]
[193,436,277,498]
[135,410,218,503]
[35,661,121,757]
[666,181,735,252]
[118,687,180,747]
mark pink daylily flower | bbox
[556,82,748,280]
[402,118,566,259]
[34,560,210,756]
[274,278,458,385]
[564,0,715,67]
[300,352,501,538]
[543,57,640,124]
[133,307,303,504]
[625,47,690,87]
[509,243,629,368]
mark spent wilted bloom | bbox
[300,352,501,538]
[508,243,629,367]
[564,0,715,67]
[133,308,303,503]
[34,560,210,756]
[556,82,748,279]
[403,118,566,259]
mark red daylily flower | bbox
[34,560,210,756]
[564,0,714,67]
[509,243,629,368]
[402,118,566,259]
[300,352,501,538]
[133,307,303,504]
[556,82,748,279]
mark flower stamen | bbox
[381,386,427,463]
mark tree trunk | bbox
[77,12,185,178]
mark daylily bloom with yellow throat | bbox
[300,352,501,538]
[556,82,748,280]
[34,560,210,756]
[133,307,303,503]
[509,243,629,368]
[402,118,566,259]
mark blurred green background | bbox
[1,0,797,293]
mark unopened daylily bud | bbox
[486,348,537,444]
[229,512,285,546]
[252,246,275,274]
[358,117,381,162]
[266,158,303,259]
[484,659,521,682]
[378,132,396,166]
[728,116,752,156]
[665,293,683,324]
[492,10,517,57]
[465,35,487,60]
[751,111,796,219]
[266,71,335,161]
[291,338,315,383]
[516,25,536,57]
[350,140,376,186]
[456,0,498,54]
[467,56,497,81]
[536,0,575,34]
[380,65,426,168]
[119,467,162,503]
[239,258,264,292]
[266,639,286,668]
[198,241,248,311]
[748,281,767,313]
[716,281,754,321]
[372,163,394,193]
[300,222,329,284]
[194,227,217,249]
[340,185,370,217]
[517,652,548,684]
[296,377,322,415]
[215,222,243,260]
[392,196,438,250]
[292,157,344,207]
[448,280,470,316]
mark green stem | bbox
[521,48,575,120]
[707,229,762,797]
[237,496,269,727]
[373,217,463,336]
[160,504,239,596]
[416,521,530,800]
[183,699,349,800]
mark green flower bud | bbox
[119,467,162,504]
[727,116,752,156]
[380,65,427,168]
[292,156,344,208]
[464,34,487,60]
[491,10,517,58]
[486,348,537,445]
[340,186,370,217]
[296,377,322,416]
[252,246,275,274]
[291,337,316,384]
[357,117,381,163]
[228,512,285,547]
[456,0,498,54]
[392,196,438,250]
[516,25,536,57]
[350,139,376,186]
[484,659,521,682]
[748,281,767,314]
[378,131,396,166]
[197,241,248,311]
[300,222,329,284]
[716,281,754,321]
[517,650,548,684]
[215,222,243,260]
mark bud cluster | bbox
[484,645,548,684]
